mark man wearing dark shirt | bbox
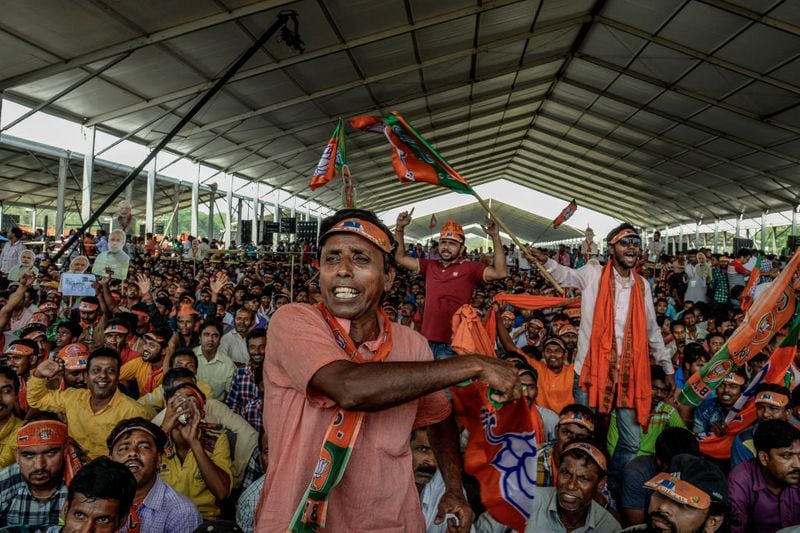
[395,213,507,358]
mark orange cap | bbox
[440,220,465,243]
[57,343,89,370]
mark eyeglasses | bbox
[616,237,642,248]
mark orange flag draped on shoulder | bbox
[450,305,542,532]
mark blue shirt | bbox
[693,397,726,436]
[119,476,202,533]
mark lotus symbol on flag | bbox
[313,144,333,177]
[481,407,538,517]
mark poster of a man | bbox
[69,255,90,274]
[91,230,130,280]
[7,249,38,281]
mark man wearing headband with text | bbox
[622,454,728,533]
[476,440,620,532]
[75,296,109,351]
[256,209,520,532]
[529,223,674,488]
[731,383,792,467]
[0,419,68,529]
[395,211,508,359]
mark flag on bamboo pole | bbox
[309,119,346,191]
[552,199,578,229]
[428,213,438,229]
[348,112,474,194]
[740,255,762,312]
[450,305,539,532]
[680,249,800,407]
[698,314,799,459]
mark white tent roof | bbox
[1,0,798,226]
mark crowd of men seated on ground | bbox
[0,221,798,533]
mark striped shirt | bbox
[0,463,67,529]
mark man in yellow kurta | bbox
[158,382,232,519]
[118,327,172,398]
[0,366,23,467]
[26,347,148,459]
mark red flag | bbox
[349,113,474,194]
[699,314,800,458]
[450,305,539,531]
[428,213,438,230]
[552,199,577,229]
[309,119,346,191]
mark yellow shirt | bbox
[119,357,164,397]
[0,415,23,468]
[160,425,232,519]
[193,347,236,401]
[26,375,149,459]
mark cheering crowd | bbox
[0,207,798,533]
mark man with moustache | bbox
[257,209,519,532]
[3,339,40,413]
[26,347,149,458]
[621,454,728,533]
[119,327,172,397]
[728,419,800,532]
[0,365,23,468]
[692,371,745,437]
[107,417,202,533]
[477,441,620,532]
[226,328,266,427]
[410,427,473,533]
[395,212,508,359]
[54,343,89,390]
[528,223,674,485]
[0,420,68,528]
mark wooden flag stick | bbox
[471,191,564,295]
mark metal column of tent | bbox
[56,157,67,238]
[145,159,156,234]
[51,10,305,263]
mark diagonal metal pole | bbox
[52,10,305,262]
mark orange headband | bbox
[104,324,129,335]
[559,410,595,432]
[644,472,711,510]
[543,337,567,352]
[755,390,789,408]
[5,343,34,357]
[78,301,98,312]
[563,442,607,472]
[721,373,746,386]
[528,318,545,330]
[17,420,68,448]
[143,333,166,344]
[500,311,515,320]
[175,384,206,410]
[609,228,640,245]
[323,218,392,254]
[177,304,199,317]
[558,324,579,336]
[23,330,46,341]
[110,424,161,450]
[29,313,50,326]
